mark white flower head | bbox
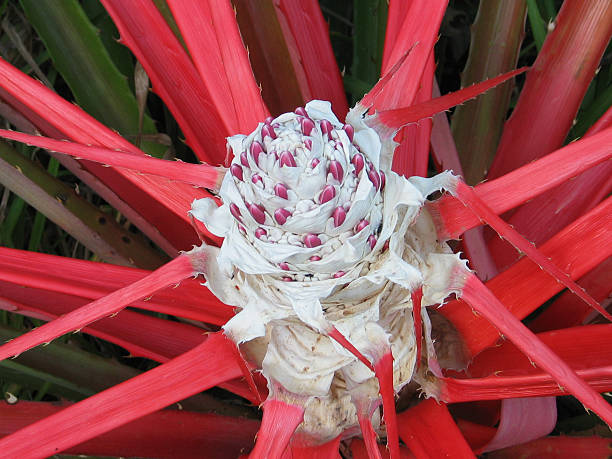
[191,100,462,442]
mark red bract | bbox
[0,1,610,457]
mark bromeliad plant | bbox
[0,0,610,457]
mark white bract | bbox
[191,100,464,442]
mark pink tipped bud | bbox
[264,116,274,124]
[279,151,297,168]
[311,158,320,168]
[352,154,365,175]
[343,124,354,142]
[320,119,333,139]
[279,262,290,271]
[274,208,292,225]
[230,164,243,181]
[240,151,249,167]
[282,276,294,282]
[380,171,386,190]
[355,219,369,233]
[332,206,346,227]
[383,240,390,251]
[262,124,276,140]
[295,107,307,117]
[368,169,380,190]
[328,160,344,182]
[368,234,377,249]
[274,183,289,199]
[319,185,336,204]
[304,234,322,248]
[300,117,315,136]
[309,255,321,261]
[238,224,246,233]
[304,138,313,150]
[229,203,242,221]
[250,141,264,166]
[248,203,266,224]
[251,174,263,185]
[333,271,345,278]
[255,227,267,239]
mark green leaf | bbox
[19,0,165,157]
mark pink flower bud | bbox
[332,206,346,227]
[274,208,292,225]
[230,164,243,181]
[304,234,322,248]
[328,160,344,182]
[352,153,364,175]
[248,203,266,224]
[274,183,289,199]
[279,151,297,168]
[319,185,336,204]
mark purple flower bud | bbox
[332,206,346,227]
[229,203,242,221]
[304,234,322,248]
[250,141,264,166]
[309,255,321,261]
[368,169,380,190]
[352,153,364,175]
[251,174,263,185]
[320,119,333,139]
[328,160,343,182]
[355,219,369,233]
[333,271,345,278]
[248,203,266,224]
[295,107,308,117]
[368,235,377,249]
[311,158,320,168]
[279,262,290,271]
[262,124,276,140]
[300,117,315,136]
[255,227,267,239]
[319,185,336,204]
[304,138,313,150]
[240,151,249,167]
[274,208,292,225]
[343,124,354,142]
[274,183,289,199]
[279,151,297,168]
[230,164,243,181]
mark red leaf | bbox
[487,435,612,459]
[377,0,447,111]
[458,274,612,425]
[374,68,527,130]
[452,180,611,322]
[0,129,224,189]
[430,127,612,240]
[529,258,612,332]
[0,57,211,253]
[166,0,268,133]
[274,0,349,118]
[101,0,229,164]
[0,402,259,459]
[0,332,242,457]
[488,0,612,179]
[0,255,194,361]
[250,398,304,459]
[397,399,475,458]
[0,247,232,325]
[440,197,612,356]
